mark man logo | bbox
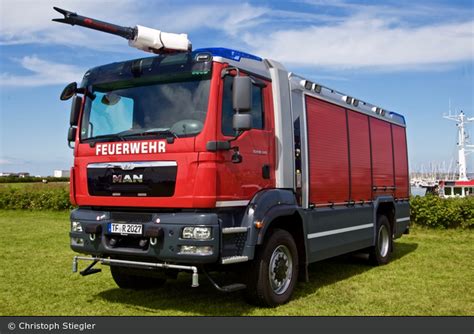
[121,163,135,170]
[112,174,144,183]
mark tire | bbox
[369,215,393,266]
[110,266,166,290]
[245,229,298,307]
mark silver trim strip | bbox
[88,161,177,170]
[215,200,250,207]
[396,217,410,223]
[221,256,249,265]
[212,56,271,79]
[222,227,248,234]
[307,223,374,239]
[265,59,294,190]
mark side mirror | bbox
[67,126,77,142]
[70,96,82,126]
[232,76,252,112]
[60,82,77,101]
[233,113,252,131]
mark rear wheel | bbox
[369,215,392,265]
[245,229,298,307]
[110,266,166,290]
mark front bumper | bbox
[69,208,220,264]
[73,256,200,287]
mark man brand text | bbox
[95,141,166,156]
[112,174,144,183]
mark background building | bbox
[53,169,70,178]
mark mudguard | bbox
[240,189,302,257]
[372,196,395,243]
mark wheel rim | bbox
[268,245,293,295]
[378,225,390,258]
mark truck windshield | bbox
[79,52,212,142]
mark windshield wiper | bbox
[120,129,179,143]
[83,129,179,147]
[144,129,178,138]
[83,133,126,146]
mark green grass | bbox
[0,209,472,316]
[0,182,68,190]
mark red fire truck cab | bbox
[64,47,410,306]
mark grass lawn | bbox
[0,182,69,190]
[0,209,472,316]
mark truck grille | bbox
[87,161,177,197]
[222,232,248,258]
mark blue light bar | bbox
[389,112,406,125]
[194,47,262,62]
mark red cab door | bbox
[216,72,275,203]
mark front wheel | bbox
[369,215,393,265]
[245,229,298,307]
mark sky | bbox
[0,0,473,176]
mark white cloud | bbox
[0,0,472,71]
[0,56,84,86]
[152,3,268,35]
[301,0,471,20]
[0,1,274,52]
[0,0,140,50]
[245,16,474,70]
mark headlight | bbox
[182,227,212,240]
[179,245,213,256]
[72,221,83,232]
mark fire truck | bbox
[55,7,410,306]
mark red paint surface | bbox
[347,111,372,201]
[215,68,276,201]
[306,97,349,204]
[72,62,275,208]
[73,63,223,208]
[452,180,474,186]
[370,118,394,194]
[392,125,409,198]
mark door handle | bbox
[262,164,270,179]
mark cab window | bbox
[221,76,264,136]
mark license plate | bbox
[108,223,143,235]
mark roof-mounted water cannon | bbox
[52,7,191,53]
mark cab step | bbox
[218,283,247,293]
[202,269,246,293]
